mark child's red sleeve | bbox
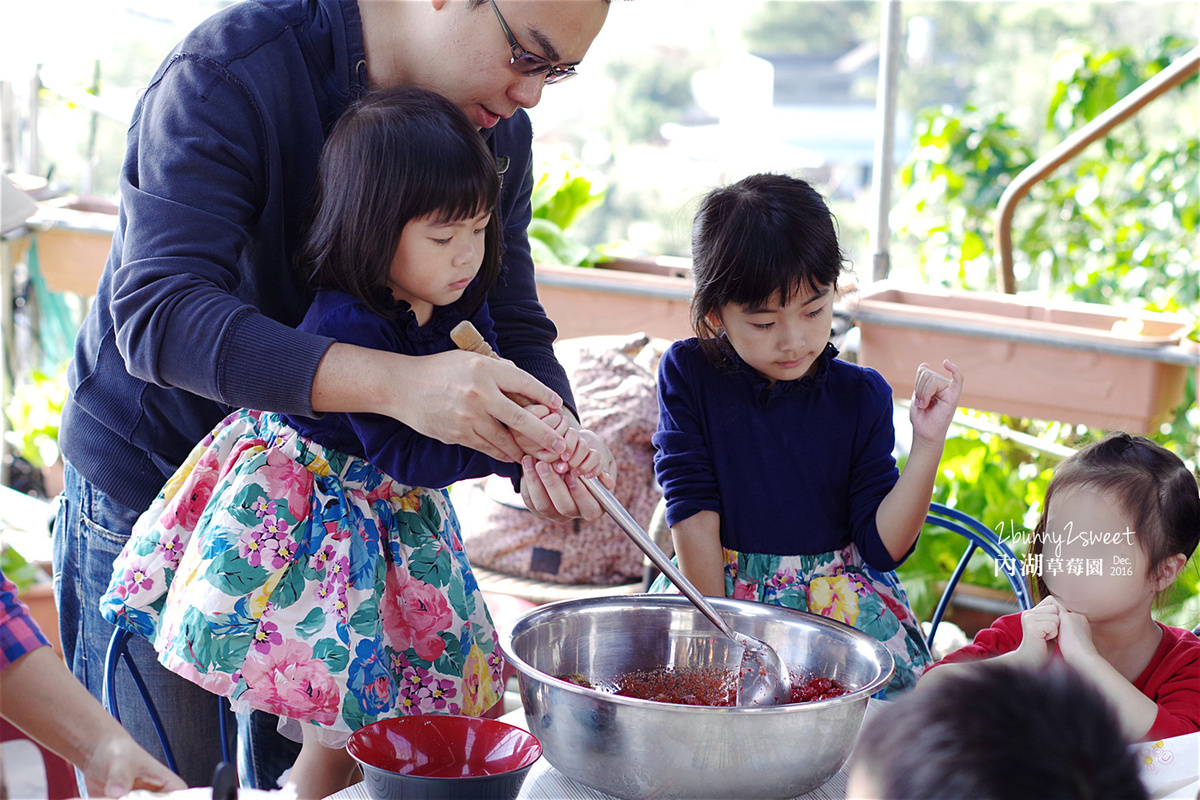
[926,612,1025,672]
[1137,626,1200,742]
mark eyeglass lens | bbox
[511,53,575,83]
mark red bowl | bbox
[347,716,542,800]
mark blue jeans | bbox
[52,459,300,790]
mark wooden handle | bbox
[450,321,532,407]
[450,320,500,360]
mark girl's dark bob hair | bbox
[1030,431,1200,599]
[299,86,502,317]
[690,173,846,355]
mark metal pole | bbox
[84,60,102,196]
[1,81,15,174]
[28,65,41,177]
[870,0,903,282]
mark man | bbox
[55,0,616,787]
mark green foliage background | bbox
[892,37,1200,630]
[527,153,608,268]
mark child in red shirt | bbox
[923,432,1200,742]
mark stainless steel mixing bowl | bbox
[502,594,894,800]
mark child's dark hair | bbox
[1030,431,1200,599]
[299,86,501,318]
[689,173,845,353]
[853,661,1147,800]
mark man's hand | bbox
[313,344,568,462]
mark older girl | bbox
[652,173,963,694]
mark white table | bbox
[326,700,882,800]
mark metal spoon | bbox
[450,322,790,706]
[579,475,789,706]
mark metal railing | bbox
[993,46,1200,294]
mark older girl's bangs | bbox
[703,217,835,310]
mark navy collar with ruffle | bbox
[714,336,839,405]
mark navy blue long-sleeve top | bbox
[652,339,910,572]
[283,290,520,487]
[59,0,570,512]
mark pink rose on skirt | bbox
[160,451,220,531]
[241,639,340,725]
[261,450,314,522]
[731,579,758,601]
[380,565,452,662]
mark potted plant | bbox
[5,367,68,498]
[852,283,1194,436]
[528,152,694,342]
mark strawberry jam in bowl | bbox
[503,594,894,800]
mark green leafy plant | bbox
[1,545,43,595]
[894,37,1199,629]
[897,35,1199,312]
[528,152,607,267]
[5,367,68,470]
[895,36,1197,462]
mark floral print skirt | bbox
[650,543,931,696]
[100,409,504,746]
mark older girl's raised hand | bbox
[1013,596,1060,667]
[909,360,963,444]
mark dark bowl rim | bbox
[500,593,896,714]
[346,715,543,777]
[353,761,538,783]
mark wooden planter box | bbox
[30,196,117,297]
[853,284,1194,433]
[18,582,62,658]
[535,257,693,342]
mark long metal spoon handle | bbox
[580,475,739,642]
[448,321,737,644]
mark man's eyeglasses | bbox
[489,0,577,84]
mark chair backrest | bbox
[102,627,232,774]
[923,502,1034,652]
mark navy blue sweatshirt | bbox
[653,339,909,571]
[59,0,571,512]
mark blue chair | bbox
[923,502,1034,652]
[102,627,232,775]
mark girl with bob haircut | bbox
[99,87,603,798]
[925,432,1200,742]
[651,173,964,695]
[300,85,502,317]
